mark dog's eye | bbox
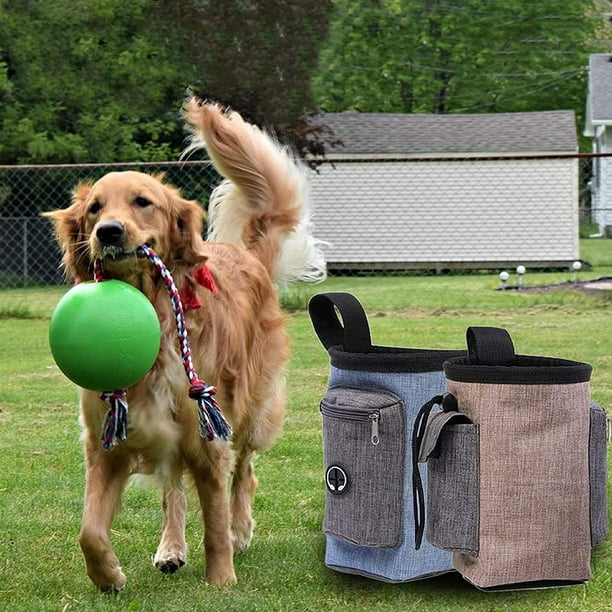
[88,201,101,215]
[134,196,152,208]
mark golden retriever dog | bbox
[45,100,325,592]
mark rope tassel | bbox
[189,381,232,441]
[100,390,129,450]
[93,260,131,449]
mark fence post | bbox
[23,217,28,286]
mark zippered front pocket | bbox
[320,386,405,547]
[320,403,382,446]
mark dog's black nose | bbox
[96,221,125,246]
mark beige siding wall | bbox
[308,158,579,267]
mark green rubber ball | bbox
[49,280,161,391]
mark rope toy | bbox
[94,245,232,449]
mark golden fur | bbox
[45,101,324,591]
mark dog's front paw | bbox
[153,540,187,575]
[153,552,186,575]
[90,566,126,593]
[206,566,237,587]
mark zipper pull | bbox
[369,411,380,445]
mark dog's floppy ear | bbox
[42,181,93,281]
[167,187,208,266]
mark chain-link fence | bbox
[0,161,221,288]
[0,155,608,288]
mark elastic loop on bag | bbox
[466,326,516,366]
[412,394,467,549]
[411,394,445,550]
[309,293,372,353]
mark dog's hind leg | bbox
[79,443,130,592]
[153,484,188,574]
[187,441,237,585]
[231,380,286,554]
[230,446,257,554]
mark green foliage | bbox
[0,0,189,163]
[0,0,334,164]
[312,0,603,132]
[0,1,609,163]
[279,282,323,312]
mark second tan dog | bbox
[45,100,325,591]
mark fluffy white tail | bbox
[183,99,326,287]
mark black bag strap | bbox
[308,292,372,353]
[466,326,516,366]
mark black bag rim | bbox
[444,354,592,384]
[328,345,466,373]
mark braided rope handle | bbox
[94,246,232,448]
[137,244,232,441]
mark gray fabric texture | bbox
[418,410,471,462]
[321,386,405,547]
[322,367,454,582]
[426,423,480,556]
[589,402,609,547]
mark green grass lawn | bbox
[0,239,610,611]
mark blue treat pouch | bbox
[309,292,464,582]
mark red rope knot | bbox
[189,381,217,400]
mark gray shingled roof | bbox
[316,110,577,155]
[585,53,612,132]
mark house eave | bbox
[584,119,612,138]
[312,150,577,162]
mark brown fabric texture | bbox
[449,380,592,589]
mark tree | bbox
[0,0,335,164]
[312,0,603,127]
[149,0,335,159]
[1,1,603,164]
[0,0,187,164]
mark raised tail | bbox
[183,99,326,287]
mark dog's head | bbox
[45,171,207,282]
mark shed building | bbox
[308,110,579,271]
